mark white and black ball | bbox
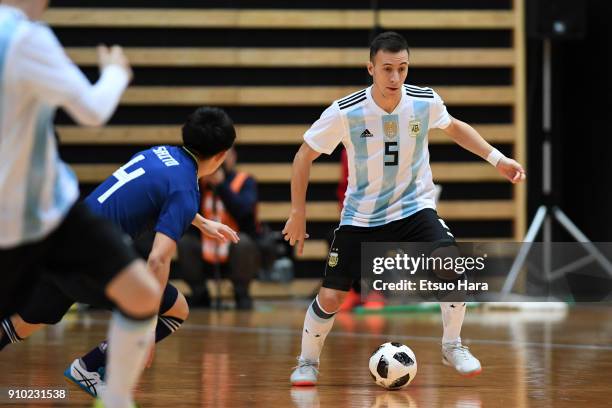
[368,342,417,390]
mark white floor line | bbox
[79,317,612,352]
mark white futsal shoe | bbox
[442,341,482,377]
[290,357,319,386]
[64,358,107,398]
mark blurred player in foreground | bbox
[0,1,161,407]
[283,31,526,385]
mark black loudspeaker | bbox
[527,0,587,40]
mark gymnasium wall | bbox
[47,0,526,278]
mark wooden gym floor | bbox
[1,302,611,407]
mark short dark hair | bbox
[369,31,410,61]
[181,107,236,158]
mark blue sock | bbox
[80,315,184,371]
[80,341,107,372]
[155,316,184,343]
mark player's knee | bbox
[137,276,162,315]
[430,245,464,281]
[426,244,470,302]
[159,284,179,314]
[317,288,345,313]
[177,291,190,320]
[113,263,161,318]
[165,291,189,321]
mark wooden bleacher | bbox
[44,8,516,29]
[48,0,526,278]
[64,48,516,68]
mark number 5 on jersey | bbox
[97,154,146,203]
[384,141,398,166]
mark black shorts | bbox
[322,208,456,292]
[0,203,139,320]
[18,278,179,326]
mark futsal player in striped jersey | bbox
[283,31,526,385]
[0,1,161,407]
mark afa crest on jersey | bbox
[409,120,421,137]
[328,250,339,267]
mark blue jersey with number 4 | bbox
[84,145,199,242]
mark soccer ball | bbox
[369,342,417,389]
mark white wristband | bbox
[486,148,504,167]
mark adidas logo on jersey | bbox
[360,129,373,138]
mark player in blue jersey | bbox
[0,106,239,398]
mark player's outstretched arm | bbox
[191,213,240,243]
[283,143,320,256]
[442,117,526,184]
[61,44,132,126]
[17,26,132,127]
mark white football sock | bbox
[103,310,156,408]
[440,302,466,344]
[299,296,337,363]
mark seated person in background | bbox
[178,148,259,310]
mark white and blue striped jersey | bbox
[0,5,129,248]
[304,85,451,227]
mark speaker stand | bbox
[501,39,612,296]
